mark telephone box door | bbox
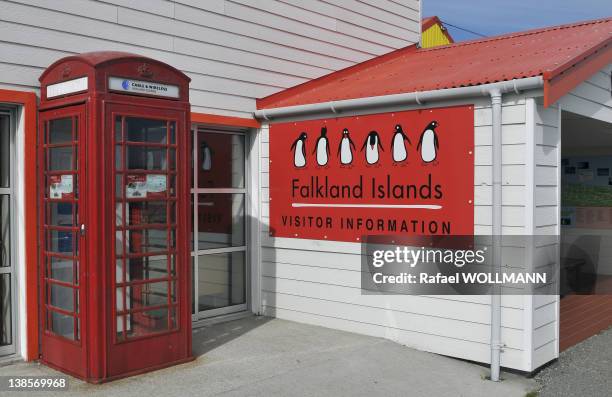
[108,103,189,376]
[39,105,87,377]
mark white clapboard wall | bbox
[259,93,543,371]
[529,63,612,369]
[0,0,420,117]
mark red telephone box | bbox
[38,52,192,382]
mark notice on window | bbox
[126,174,167,198]
[49,175,74,199]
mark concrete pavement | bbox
[0,316,537,397]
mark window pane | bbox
[48,202,75,226]
[127,281,169,309]
[49,283,74,312]
[48,146,74,171]
[198,251,245,311]
[0,195,9,267]
[115,116,122,142]
[126,117,167,143]
[48,256,73,283]
[197,132,245,188]
[125,256,169,282]
[48,231,77,255]
[0,115,9,188]
[127,201,167,225]
[197,193,245,250]
[127,146,167,170]
[48,117,72,144]
[50,311,74,340]
[0,274,11,346]
[124,308,169,339]
[128,228,171,254]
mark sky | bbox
[423,0,612,41]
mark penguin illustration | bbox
[361,130,384,165]
[201,140,212,171]
[290,132,308,168]
[313,127,330,166]
[391,124,411,163]
[416,121,439,163]
[337,128,356,165]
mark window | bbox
[0,109,15,356]
[191,128,248,319]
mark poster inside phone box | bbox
[268,105,475,242]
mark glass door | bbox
[113,114,179,341]
[0,109,15,358]
[192,128,248,319]
[39,105,87,376]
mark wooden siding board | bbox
[173,4,374,63]
[279,0,417,42]
[223,0,394,55]
[323,0,418,31]
[11,0,118,22]
[1,0,418,115]
[1,1,175,51]
[99,0,175,17]
[118,7,351,72]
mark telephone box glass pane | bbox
[197,132,245,188]
[50,311,74,340]
[49,283,74,312]
[127,281,168,309]
[49,203,75,226]
[127,201,168,225]
[48,231,77,255]
[127,146,167,170]
[125,118,167,144]
[48,118,72,144]
[197,193,245,250]
[49,256,73,283]
[48,147,74,171]
[116,256,170,283]
[128,228,170,254]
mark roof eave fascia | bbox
[254,76,544,123]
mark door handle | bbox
[80,224,86,236]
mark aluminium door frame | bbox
[0,107,17,358]
[191,126,250,321]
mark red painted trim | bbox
[543,38,612,107]
[190,112,260,128]
[0,88,38,361]
[421,16,439,32]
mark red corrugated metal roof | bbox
[257,18,612,109]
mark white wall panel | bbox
[259,97,535,371]
[0,0,419,115]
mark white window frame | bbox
[0,107,17,358]
[191,126,250,321]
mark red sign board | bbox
[268,106,474,242]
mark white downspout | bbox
[489,89,503,382]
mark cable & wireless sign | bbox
[268,105,474,242]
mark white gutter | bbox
[253,77,543,122]
[254,76,544,382]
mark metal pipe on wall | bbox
[489,89,503,382]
